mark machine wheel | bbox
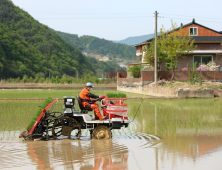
[52,117,81,140]
[91,125,112,139]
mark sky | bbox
[11,0,222,41]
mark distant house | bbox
[99,56,109,62]
[135,19,222,71]
[120,64,127,67]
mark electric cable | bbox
[160,13,222,21]
[36,16,154,19]
[158,16,222,24]
[129,95,145,124]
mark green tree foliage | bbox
[56,32,136,60]
[143,40,167,66]
[39,78,44,83]
[158,21,197,81]
[45,77,49,84]
[34,77,39,83]
[128,64,143,78]
[86,56,123,74]
[55,76,60,84]
[0,0,94,79]
[22,77,27,83]
[51,76,55,83]
[29,77,33,83]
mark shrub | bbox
[7,77,13,83]
[100,78,105,84]
[22,77,27,83]
[34,77,39,83]
[35,72,45,79]
[55,76,60,84]
[128,64,143,78]
[60,75,67,84]
[29,77,33,83]
[51,76,55,83]
[15,77,20,83]
[67,78,72,84]
[39,78,45,83]
[95,78,100,84]
[45,77,49,84]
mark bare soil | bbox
[153,80,222,97]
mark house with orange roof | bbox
[135,19,222,71]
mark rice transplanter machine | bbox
[19,96,129,140]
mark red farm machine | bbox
[19,96,129,140]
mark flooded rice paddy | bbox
[0,99,222,169]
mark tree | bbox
[158,21,197,81]
[22,77,27,83]
[143,39,167,66]
[51,76,55,83]
[128,64,143,78]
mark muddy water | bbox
[1,99,222,169]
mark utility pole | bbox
[154,11,158,84]
[77,70,78,79]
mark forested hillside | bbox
[0,0,122,79]
[56,31,136,59]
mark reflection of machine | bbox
[26,139,128,170]
[20,96,129,140]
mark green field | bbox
[1,98,222,134]
[128,98,222,137]
[0,90,145,99]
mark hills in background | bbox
[56,31,136,60]
[0,0,123,79]
[113,34,155,45]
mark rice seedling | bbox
[27,97,52,131]
[106,92,126,98]
[1,97,222,140]
[127,98,222,138]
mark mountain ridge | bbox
[0,0,122,79]
[112,34,155,45]
[56,31,136,59]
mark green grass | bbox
[1,98,222,140]
[127,98,222,137]
[27,97,53,131]
[0,101,40,131]
[106,92,126,98]
[0,90,145,98]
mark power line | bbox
[30,12,154,15]
[36,16,154,19]
[159,16,222,24]
[160,13,222,21]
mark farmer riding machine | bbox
[19,96,129,140]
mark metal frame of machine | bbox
[19,96,129,140]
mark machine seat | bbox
[76,95,93,113]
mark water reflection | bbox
[26,139,129,170]
[1,99,222,169]
[129,98,222,169]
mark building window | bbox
[193,55,213,66]
[189,27,198,36]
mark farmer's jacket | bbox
[79,88,99,107]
